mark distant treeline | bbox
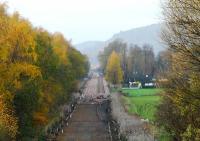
[0,3,89,140]
[98,39,170,85]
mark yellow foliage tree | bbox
[0,94,18,140]
[106,51,123,85]
[0,3,90,140]
[52,32,69,65]
[0,4,40,139]
[0,7,41,92]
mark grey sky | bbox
[3,0,162,44]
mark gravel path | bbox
[111,93,155,141]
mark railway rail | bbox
[54,75,111,141]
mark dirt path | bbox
[110,93,154,141]
[56,76,110,141]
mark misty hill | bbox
[109,23,165,53]
[75,23,165,68]
[75,41,105,67]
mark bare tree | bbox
[162,0,200,72]
[156,0,200,140]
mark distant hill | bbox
[75,23,166,68]
[75,41,105,67]
[109,23,165,54]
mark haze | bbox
[4,0,161,44]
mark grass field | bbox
[120,88,171,140]
[121,88,163,96]
[121,88,163,121]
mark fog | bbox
[4,0,161,44]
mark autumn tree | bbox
[99,39,158,85]
[98,39,128,81]
[156,0,200,140]
[0,3,41,140]
[0,3,89,140]
[105,51,123,86]
[34,28,89,128]
[68,47,90,80]
[52,32,69,65]
[0,95,18,141]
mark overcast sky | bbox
[3,0,162,44]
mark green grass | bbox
[121,88,163,96]
[121,88,163,121]
[121,88,171,140]
[122,95,161,121]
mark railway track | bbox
[56,75,111,141]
